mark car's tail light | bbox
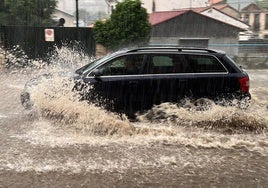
[238,76,249,93]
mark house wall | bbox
[151,12,240,38]
[201,8,249,29]
[150,37,238,57]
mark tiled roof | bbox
[148,10,187,25]
[210,0,224,5]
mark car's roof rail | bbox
[127,46,219,53]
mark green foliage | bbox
[0,0,57,26]
[93,0,152,50]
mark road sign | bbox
[44,29,55,42]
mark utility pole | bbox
[76,0,79,27]
[190,0,192,9]
[105,0,118,15]
[237,0,241,19]
[238,0,241,12]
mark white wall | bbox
[142,0,210,13]
[53,10,74,27]
[201,8,249,30]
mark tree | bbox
[0,0,57,26]
[93,0,152,50]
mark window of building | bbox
[265,14,268,30]
[244,14,250,25]
[253,14,260,31]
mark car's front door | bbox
[84,54,146,115]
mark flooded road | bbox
[0,63,267,187]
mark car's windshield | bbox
[75,53,115,75]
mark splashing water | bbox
[3,46,268,156]
[11,45,135,136]
[30,75,134,136]
[137,100,267,134]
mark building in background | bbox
[211,3,241,18]
[227,0,255,11]
[241,3,268,39]
[52,9,74,27]
[148,10,245,57]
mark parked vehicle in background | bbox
[73,46,251,117]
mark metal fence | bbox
[0,26,96,59]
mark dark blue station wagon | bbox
[73,46,250,116]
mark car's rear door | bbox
[140,52,230,107]
[182,54,229,98]
[141,53,191,105]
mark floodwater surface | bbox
[0,48,267,187]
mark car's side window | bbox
[145,54,191,74]
[145,54,227,74]
[90,54,144,76]
[151,56,174,74]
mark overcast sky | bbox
[57,0,107,14]
[56,0,256,15]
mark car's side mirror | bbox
[91,69,102,77]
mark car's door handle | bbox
[94,76,102,82]
[128,81,138,85]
